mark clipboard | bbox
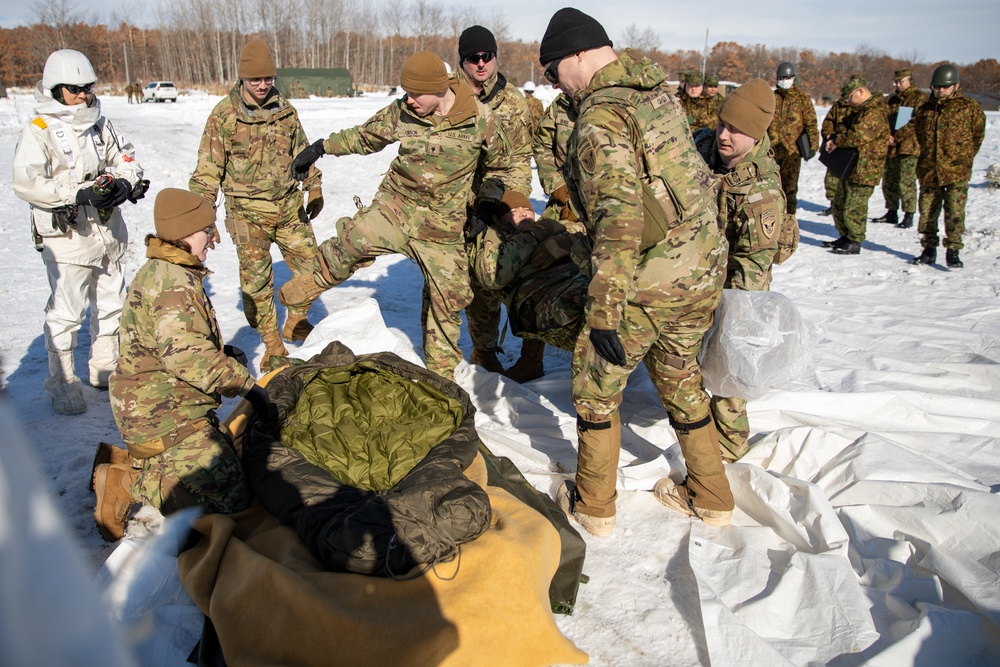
[894,106,914,131]
[818,146,859,180]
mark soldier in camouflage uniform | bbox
[189,39,324,373]
[819,98,852,216]
[695,80,785,461]
[767,61,819,214]
[701,75,724,126]
[469,190,588,353]
[286,51,515,379]
[457,25,534,374]
[677,71,713,132]
[871,68,928,228]
[822,76,890,254]
[540,9,731,536]
[523,81,545,133]
[911,64,986,269]
[108,189,277,537]
[534,92,582,230]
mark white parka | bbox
[12,84,143,266]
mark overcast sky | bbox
[0,0,995,65]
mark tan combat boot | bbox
[469,348,504,373]
[89,442,132,491]
[281,311,314,343]
[556,480,616,538]
[502,339,545,383]
[260,329,289,373]
[93,463,139,542]
[654,419,734,527]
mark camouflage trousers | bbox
[132,420,251,515]
[832,181,875,243]
[882,154,919,213]
[467,269,503,354]
[507,259,588,352]
[316,192,473,378]
[824,171,840,202]
[773,144,802,214]
[918,182,969,251]
[225,193,319,338]
[710,394,749,461]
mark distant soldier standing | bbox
[701,74,724,124]
[523,80,545,133]
[695,80,785,461]
[539,8,731,536]
[767,61,819,215]
[819,97,852,216]
[125,82,134,104]
[822,76,890,255]
[871,68,928,228]
[189,39,324,373]
[285,51,516,379]
[911,64,985,269]
[457,25,534,373]
[677,71,710,131]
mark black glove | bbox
[468,199,500,239]
[76,179,131,209]
[223,344,248,368]
[590,328,627,366]
[127,179,151,203]
[293,139,325,180]
[305,193,324,220]
[244,385,278,423]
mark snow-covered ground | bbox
[1,87,998,666]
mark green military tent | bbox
[275,68,353,98]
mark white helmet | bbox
[42,49,97,91]
[523,80,536,93]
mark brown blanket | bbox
[178,449,589,666]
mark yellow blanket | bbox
[178,394,588,666]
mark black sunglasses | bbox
[465,51,495,65]
[543,59,562,85]
[64,82,95,94]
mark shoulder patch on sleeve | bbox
[32,117,47,130]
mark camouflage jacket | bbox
[915,90,986,186]
[110,238,256,450]
[463,70,533,197]
[525,94,545,134]
[767,85,819,155]
[701,93,724,130]
[567,50,725,331]
[533,93,577,197]
[887,86,928,157]
[687,95,719,133]
[189,84,321,202]
[832,93,890,186]
[699,132,784,291]
[821,99,851,141]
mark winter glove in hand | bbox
[293,139,325,180]
[305,193,324,220]
[244,385,278,423]
[127,179,151,203]
[468,199,500,239]
[76,179,131,209]
[223,344,248,368]
[590,328,627,366]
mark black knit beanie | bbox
[459,25,498,61]
[539,8,612,66]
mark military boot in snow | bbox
[89,442,132,492]
[822,235,848,249]
[912,247,937,265]
[502,339,545,383]
[556,480,616,538]
[45,350,87,415]
[260,329,289,373]
[93,463,139,542]
[946,249,963,269]
[654,419,733,526]
[470,348,504,373]
[282,311,314,343]
[896,212,914,229]
[871,209,898,225]
[831,240,861,255]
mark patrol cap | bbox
[154,188,217,241]
[684,71,704,86]
[238,39,276,79]
[841,75,867,102]
[400,51,450,96]
[718,79,775,140]
[705,75,719,87]
[539,8,613,66]
[893,68,912,81]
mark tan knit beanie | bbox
[238,39,276,79]
[497,190,533,217]
[154,188,217,241]
[718,79,775,140]
[400,51,450,95]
